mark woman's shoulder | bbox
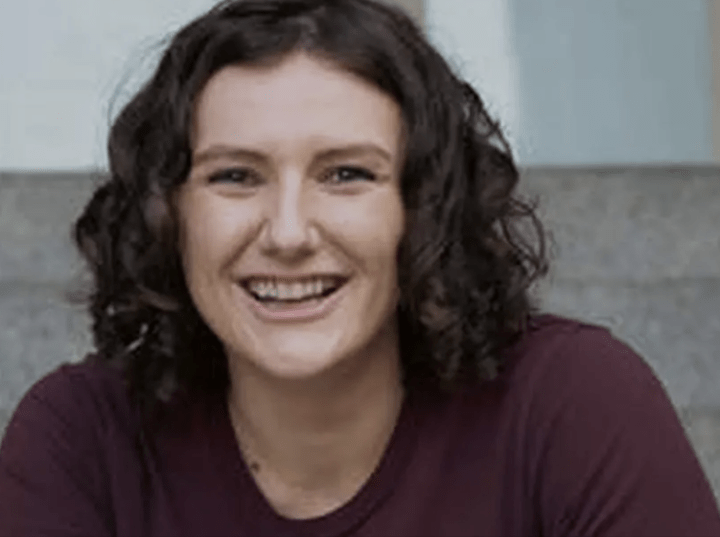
[2,356,137,449]
[489,313,676,433]
[511,312,630,357]
[478,320,720,535]
[0,358,139,534]
[31,354,125,391]
[502,313,660,396]
[419,313,666,444]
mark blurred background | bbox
[1,0,718,502]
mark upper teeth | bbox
[246,278,339,300]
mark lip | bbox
[238,278,349,323]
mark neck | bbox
[226,323,404,502]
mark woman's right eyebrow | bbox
[192,146,268,167]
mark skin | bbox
[177,52,406,518]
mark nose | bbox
[259,173,318,259]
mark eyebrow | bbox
[192,143,394,168]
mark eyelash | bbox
[325,166,377,184]
[206,166,377,186]
[207,168,263,186]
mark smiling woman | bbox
[1,0,719,535]
[179,54,405,385]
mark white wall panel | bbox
[0,0,216,170]
[426,0,523,158]
[1,0,715,169]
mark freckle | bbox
[249,461,261,473]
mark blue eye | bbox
[208,168,263,186]
[329,166,377,183]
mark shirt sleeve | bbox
[530,325,720,537]
[0,366,113,537]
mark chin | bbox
[235,333,353,381]
[221,298,400,383]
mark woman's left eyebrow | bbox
[314,144,393,165]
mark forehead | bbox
[191,53,403,153]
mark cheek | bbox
[322,193,404,272]
[178,195,258,280]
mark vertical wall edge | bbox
[711,0,720,162]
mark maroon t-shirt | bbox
[1,315,719,536]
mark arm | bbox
[532,327,720,537]
[0,367,113,537]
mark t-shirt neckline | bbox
[208,384,425,537]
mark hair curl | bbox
[74,0,548,421]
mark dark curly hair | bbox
[73,0,548,421]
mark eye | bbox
[207,167,263,187]
[326,166,377,184]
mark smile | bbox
[243,276,345,302]
[238,275,350,321]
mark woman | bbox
[1,0,719,535]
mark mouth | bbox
[238,275,349,311]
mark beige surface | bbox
[712,0,720,162]
[387,0,424,27]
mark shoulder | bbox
[495,313,674,444]
[1,357,136,457]
[0,358,135,534]
[502,313,661,402]
[25,356,127,402]
[488,315,720,535]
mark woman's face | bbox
[177,53,405,380]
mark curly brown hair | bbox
[73,0,548,421]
